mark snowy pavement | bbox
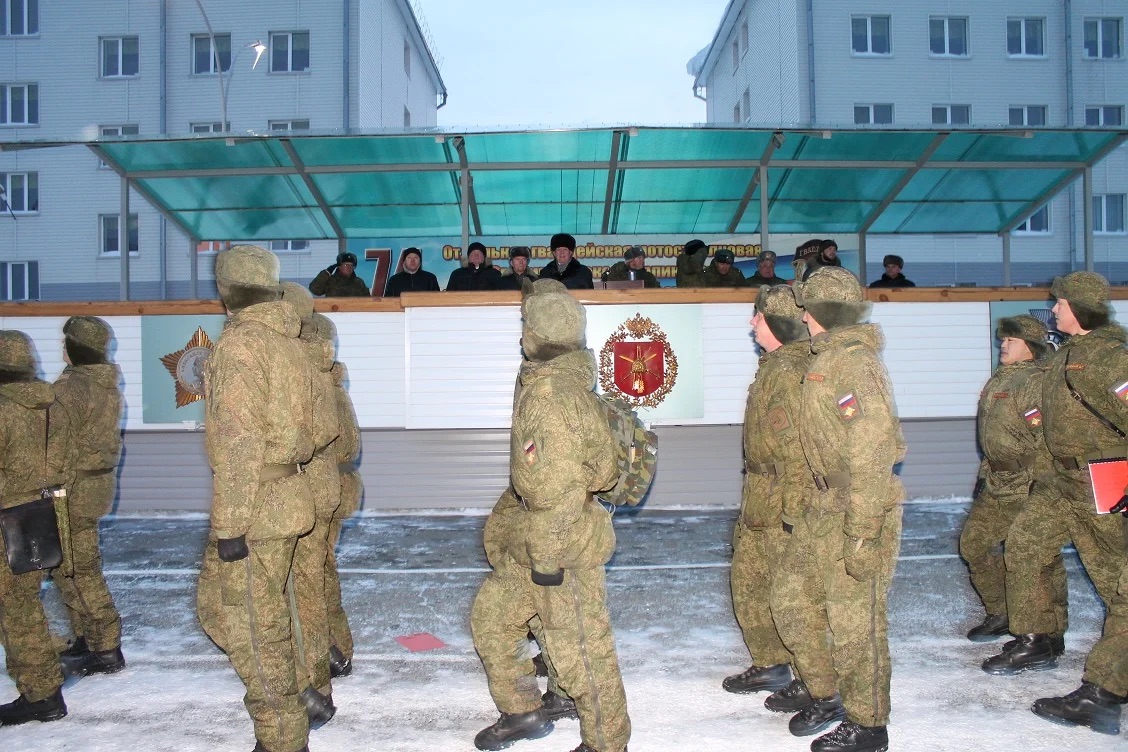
[0,501,1121,751]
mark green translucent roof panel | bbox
[613,201,742,234]
[870,201,1032,234]
[312,171,457,205]
[175,207,335,241]
[333,204,463,237]
[472,170,606,204]
[899,168,1071,202]
[476,202,603,236]
[772,131,938,162]
[624,129,774,162]
[464,131,612,163]
[618,168,751,201]
[99,138,289,172]
[136,175,315,211]
[755,201,880,234]
[930,131,1116,163]
[290,135,452,166]
[769,168,906,202]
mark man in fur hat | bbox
[309,251,370,297]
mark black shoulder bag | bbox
[0,406,63,575]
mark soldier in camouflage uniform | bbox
[471,280,630,752]
[701,248,748,288]
[196,246,316,752]
[724,285,810,697]
[989,272,1128,735]
[675,239,709,287]
[773,267,905,752]
[52,316,126,676]
[0,331,71,726]
[961,316,1067,647]
[279,283,340,725]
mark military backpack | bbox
[596,395,658,507]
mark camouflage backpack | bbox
[596,395,658,507]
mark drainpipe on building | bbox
[1065,0,1078,269]
[159,0,168,299]
[343,0,350,132]
[806,0,816,125]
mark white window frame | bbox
[930,16,970,57]
[932,104,970,125]
[851,15,891,56]
[1,0,38,36]
[100,36,139,78]
[98,124,139,168]
[733,103,741,123]
[192,33,231,75]
[0,82,38,126]
[853,104,893,125]
[99,214,140,257]
[269,240,310,253]
[1,261,39,301]
[403,106,411,128]
[0,170,37,213]
[1084,17,1123,60]
[1085,105,1124,126]
[1007,17,1045,58]
[190,121,229,134]
[1093,194,1126,234]
[742,89,751,123]
[268,119,311,132]
[1013,204,1051,235]
[270,31,310,73]
[1008,105,1047,127]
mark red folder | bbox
[1087,459,1128,514]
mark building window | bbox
[853,104,893,125]
[98,125,139,168]
[101,37,139,78]
[932,105,970,125]
[930,17,969,56]
[1084,18,1123,59]
[733,103,741,122]
[1,0,38,36]
[100,214,140,256]
[404,38,411,77]
[1,261,39,301]
[270,31,310,73]
[851,15,891,55]
[1007,17,1045,57]
[1008,105,1047,126]
[1086,106,1124,126]
[740,21,749,55]
[268,119,311,131]
[270,240,310,252]
[190,121,229,133]
[0,171,37,213]
[403,107,411,127]
[1093,194,1126,234]
[1014,204,1050,234]
[731,39,739,71]
[192,33,231,74]
[0,83,38,125]
[742,89,751,122]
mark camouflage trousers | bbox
[326,469,362,661]
[1006,471,1128,639]
[0,536,63,702]
[197,537,309,752]
[959,488,1068,632]
[772,508,901,727]
[471,555,630,752]
[1084,559,1128,696]
[731,521,792,666]
[54,514,122,653]
[291,517,331,695]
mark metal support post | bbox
[858,232,867,281]
[1001,232,1011,286]
[119,177,130,301]
[1083,166,1094,271]
[190,237,199,299]
[759,165,769,254]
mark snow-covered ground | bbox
[0,500,1120,751]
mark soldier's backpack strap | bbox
[1063,349,1126,439]
[595,395,658,507]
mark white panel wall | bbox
[333,311,407,427]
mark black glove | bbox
[1111,495,1128,517]
[972,477,985,500]
[531,568,564,587]
[217,535,249,562]
[325,263,339,275]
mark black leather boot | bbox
[300,686,336,728]
[531,652,549,678]
[766,678,813,713]
[328,645,352,678]
[541,690,578,721]
[72,646,126,676]
[253,744,309,752]
[474,708,554,750]
[568,745,627,752]
[982,633,1056,675]
[966,613,1010,642]
[59,636,90,658]
[722,663,792,694]
[1032,681,1123,735]
[789,695,846,736]
[0,689,67,725]
[811,720,889,752]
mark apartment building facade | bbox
[0,0,446,301]
[690,0,1127,286]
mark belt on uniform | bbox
[259,463,302,483]
[1055,448,1128,472]
[988,454,1037,473]
[745,460,785,477]
[77,467,115,479]
[812,471,851,492]
[0,489,50,507]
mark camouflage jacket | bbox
[300,334,341,518]
[309,269,370,297]
[509,349,619,574]
[1041,323,1128,463]
[976,361,1050,497]
[0,380,71,508]
[675,249,707,288]
[205,301,315,541]
[603,261,660,288]
[53,364,123,472]
[702,264,747,288]
[331,362,361,466]
[741,339,810,528]
[798,324,906,540]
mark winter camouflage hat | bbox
[996,315,1048,360]
[1050,271,1110,312]
[63,316,112,354]
[795,266,871,329]
[0,330,36,374]
[755,284,808,345]
[521,284,586,362]
[280,281,315,323]
[215,245,280,290]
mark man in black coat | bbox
[445,242,501,291]
[496,246,538,291]
[384,247,441,297]
[536,233,594,290]
[868,255,916,288]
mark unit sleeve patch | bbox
[522,437,539,465]
[1023,407,1042,427]
[836,393,860,421]
[767,406,791,432]
[1112,380,1128,404]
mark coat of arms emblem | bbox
[159,327,214,407]
[599,314,678,408]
